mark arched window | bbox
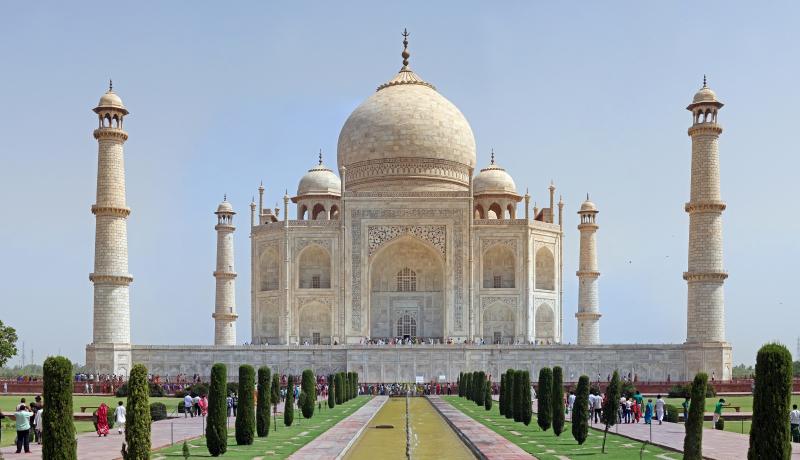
[260,248,280,291]
[396,267,417,292]
[312,203,326,220]
[535,247,555,290]
[482,244,515,288]
[329,204,339,220]
[396,314,417,337]
[506,204,516,219]
[474,204,485,219]
[488,203,503,220]
[298,245,331,289]
[298,205,308,220]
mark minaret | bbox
[213,196,238,345]
[87,82,133,374]
[575,195,601,345]
[684,77,727,344]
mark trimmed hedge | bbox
[327,373,335,409]
[125,364,152,460]
[552,366,565,436]
[149,403,167,422]
[235,365,255,445]
[206,363,227,456]
[505,369,515,420]
[474,371,485,406]
[601,370,621,453]
[521,371,532,426]
[256,367,271,437]
[271,373,280,410]
[749,343,793,459]
[300,369,316,419]
[498,373,505,416]
[284,375,295,426]
[571,375,590,445]
[42,356,77,460]
[683,372,707,460]
[536,368,552,430]
[484,378,492,411]
[665,404,680,423]
[458,372,463,397]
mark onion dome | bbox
[687,75,723,109]
[216,196,235,214]
[579,194,597,213]
[94,80,128,114]
[337,29,476,191]
[296,152,341,198]
[473,151,519,196]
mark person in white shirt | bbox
[790,404,800,443]
[655,395,666,425]
[593,393,603,423]
[114,401,127,434]
[184,393,194,418]
[33,408,43,444]
[567,391,576,415]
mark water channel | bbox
[343,396,475,460]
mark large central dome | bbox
[337,39,476,192]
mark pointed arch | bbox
[298,301,332,344]
[482,301,515,344]
[482,244,515,288]
[474,204,485,219]
[259,247,280,291]
[329,204,339,220]
[488,202,502,220]
[535,303,555,341]
[298,244,331,289]
[535,246,555,290]
[312,203,327,220]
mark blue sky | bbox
[1,1,797,367]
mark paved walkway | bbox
[428,396,533,459]
[287,396,387,460]
[0,414,234,459]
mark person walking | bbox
[682,396,690,423]
[33,407,43,444]
[96,403,110,436]
[644,399,654,424]
[790,404,800,443]
[593,392,603,424]
[114,401,127,434]
[567,391,576,415]
[184,392,194,418]
[655,395,665,425]
[29,396,41,444]
[14,404,33,453]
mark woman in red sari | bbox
[96,403,110,436]
[199,395,208,416]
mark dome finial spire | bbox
[109,79,113,92]
[402,28,410,68]
[490,148,495,165]
[223,193,227,201]
[318,148,323,165]
[703,74,707,88]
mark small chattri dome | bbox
[216,199,234,214]
[473,154,518,196]
[579,197,597,213]
[297,160,341,197]
[98,90,125,109]
[692,86,717,104]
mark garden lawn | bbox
[155,396,371,458]
[444,396,680,460]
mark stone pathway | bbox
[287,396,387,460]
[428,396,533,459]
[0,414,235,459]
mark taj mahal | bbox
[84,33,732,383]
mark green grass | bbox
[0,394,183,447]
[444,396,681,460]
[155,396,371,458]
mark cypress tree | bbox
[522,371,533,426]
[513,371,524,422]
[206,363,228,456]
[505,369,515,419]
[335,373,344,405]
[537,368,552,430]
[354,372,359,398]
[327,374,336,408]
[601,370,621,453]
[348,372,355,400]
[271,373,280,414]
[748,343,793,459]
[256,367,271,437]
[284,375,295,426]
[683,372,707,460]
[42,356,76,460]
[498,373,505,416]
[484,378,492,411]
[300,369,316,419]
[235,365,255,445]
[552,366,565,436]
[463,372,471,401]
[125,363,152,459]
[475,371,485,406]
[571,375,590,445]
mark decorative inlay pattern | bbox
[480,296,518,309]
[480,238,516,253]
[295,238,333,254]
[350,208,466,331]
[367,225,446,257]
[346,158,471,187]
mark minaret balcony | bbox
[89,273,133,285]
[93,127,128,141]
[213,270,237,279]
[688,123,723,136]
[682,271,728,282]
[684,201,726,213]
